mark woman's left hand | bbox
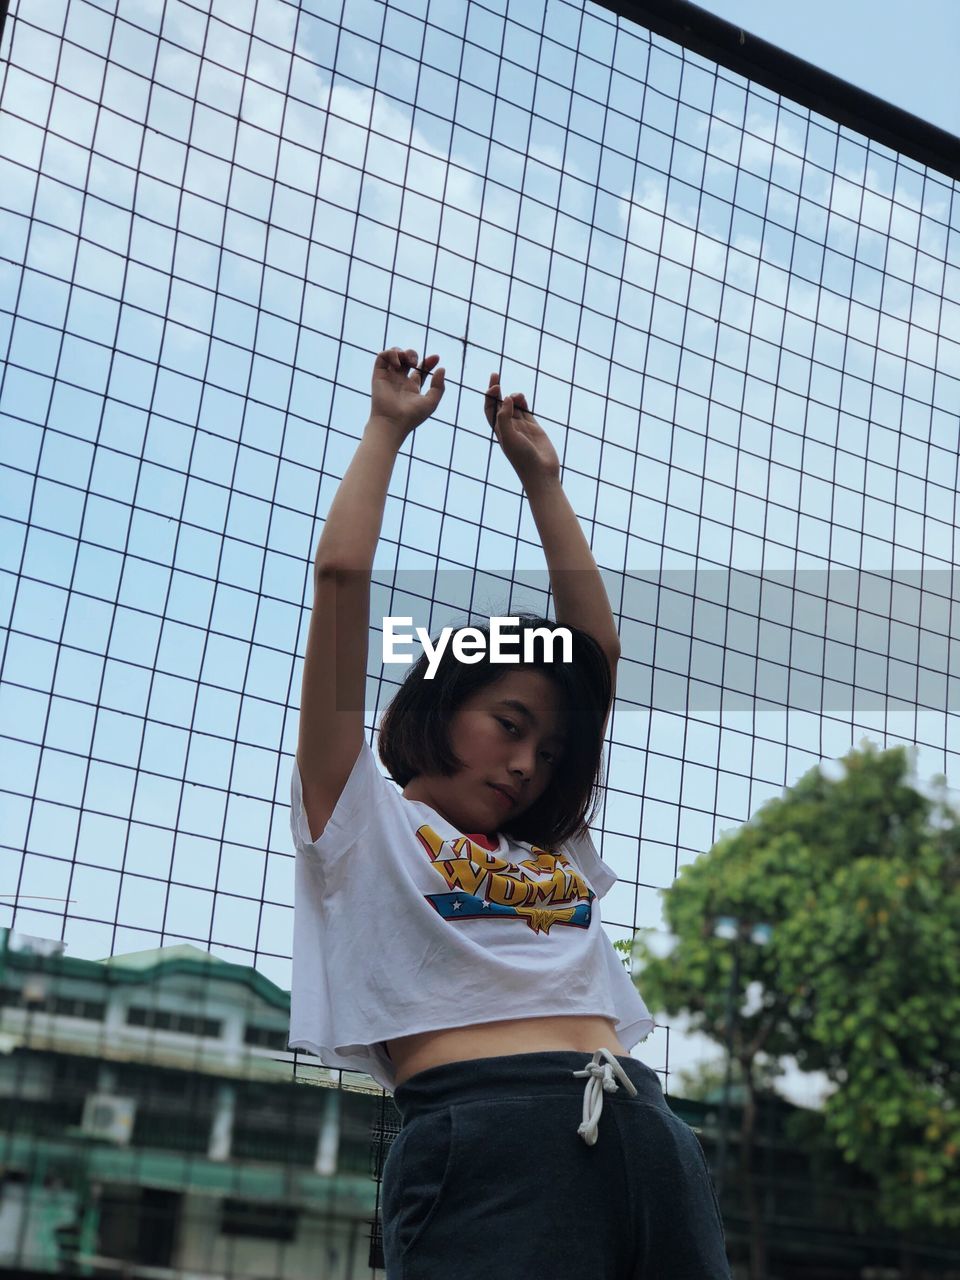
[483,373,561,489]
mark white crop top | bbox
[288,737,655,1094]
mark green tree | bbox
[618,742,960,1278]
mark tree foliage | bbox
[625,742,960,1230]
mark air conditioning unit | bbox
[81,1094,136,1145]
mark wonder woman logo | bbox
[414,826,595,935]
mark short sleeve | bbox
[563,824,618,898]
[290,738,382,851]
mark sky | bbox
[1,0,958,1110]
[693,0,960,140]
[659,0,959,1104]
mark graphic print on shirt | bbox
[413,824,597,935]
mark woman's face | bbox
[401,667,567,837]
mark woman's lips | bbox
[489,784,513,806]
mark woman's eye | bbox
[500,719,555,764]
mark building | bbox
[0,927,957,1279]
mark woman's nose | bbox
[510,744,539,776]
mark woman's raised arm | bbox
[296,348,444,840]
[483,375,622,717]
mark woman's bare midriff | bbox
[385,1014,630,1088]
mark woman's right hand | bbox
[368,347,445,444]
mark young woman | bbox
[289,347,731,1278]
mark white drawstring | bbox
[571,1047,638,1146]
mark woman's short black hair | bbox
[377,612,613,849]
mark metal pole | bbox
[714,931,741,1205]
